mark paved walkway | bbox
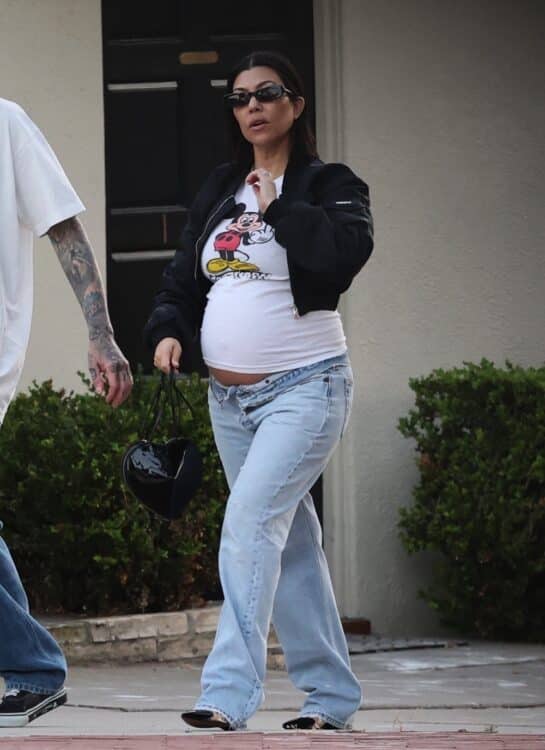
[1,641,544,747]
[1,732,544,748]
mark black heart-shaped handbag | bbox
[121,372,203,520]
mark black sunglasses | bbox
[224,83,294,109]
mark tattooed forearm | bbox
[83,291,111,341]
[47,217,132,405]
[48,217,113,338]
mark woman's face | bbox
[231,66,304,150]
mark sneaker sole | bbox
[0,688,67,728]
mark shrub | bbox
[398,359,545,641]
[0,372,228,615]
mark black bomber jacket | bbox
[143,155,374,353]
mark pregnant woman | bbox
[145,50,374,731]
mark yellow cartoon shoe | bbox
[206,258,230,274]
[229,259,259,272]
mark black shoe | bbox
[181,709,233,731]
[283,716,337,730]
[0,688,67,727]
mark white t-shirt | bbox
[0,98,85,423]
[200,176,346,373]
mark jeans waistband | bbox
[209,352,350,406]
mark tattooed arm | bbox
[47,216,133,407]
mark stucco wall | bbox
[0,0,104,394]
[317,0,545,634]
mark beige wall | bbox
[316,0,545,634]
[0,0,104,394]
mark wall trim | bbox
[313,0,345,162]
[314,0,354,616]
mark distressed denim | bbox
[195,353,362,729]
[0,531,66,694]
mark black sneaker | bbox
[0,688,67,727]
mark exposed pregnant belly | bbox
[201,280,345,386]
[208,366,271,386]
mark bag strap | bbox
[142,372,195,441]
[142,376,164,439]
[165,371,196,433]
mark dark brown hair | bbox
[226,50,318,170]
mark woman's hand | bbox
[246,168,277,215]
[153,337,182,373]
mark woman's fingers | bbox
[246,167,272,185]
[170,341,181,370]
[246,168,276,214]
[153,338,182,373]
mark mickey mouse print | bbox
[206,202,275,278]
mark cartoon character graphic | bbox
[206,203,274,277]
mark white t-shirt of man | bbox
[0,98,85,423]
[200,176,346,373]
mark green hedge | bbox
[0,372,228,616]
[398,359,545,641]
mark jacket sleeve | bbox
[143,191,207,353]
[263,163,373,289]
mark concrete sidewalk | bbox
[1,641,544,746]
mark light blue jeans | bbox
[195,353,362,729]
[0,530,66,694]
